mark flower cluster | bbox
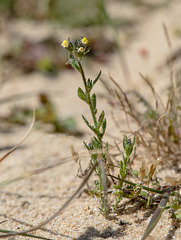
[61,37,90,64]
[61,37,89,48]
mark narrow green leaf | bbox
[101,118,107,136]
[97,110,105,128]
[92,138,98,149]
[91,137,102,151]
[93,71,101,86]
[77,88,88,103]
[132,135,135,145]
[82,115,95,132]
[105,142,109,151]
[120,161,123,172]
[91,93,97,113]
[82,114,90,127]
[123,136,127,151]
[83,141,89,150]
[87,78,93,92]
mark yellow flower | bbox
[61,40,69,48]
[81,37,89,45]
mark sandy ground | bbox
[0,0,181,239]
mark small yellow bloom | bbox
[81,37,89,45]
[61,40,69,48]
[78,47,84,52]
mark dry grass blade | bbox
[139,160,146,183]
[135,132,157,159]
[147,157,161,182]
[139,72,165,111]
[162,22,172,49]
[100,77,114,96]
[114,89,132,132]
[0,109,35,163]
[0,162,97,238]
[141,187,171,240]
[0,91,62,105]
[0,229,53,240]
[0,157,73,188]
[109,76,142,127]
[109,74,133,111]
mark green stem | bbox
[78,61,87,89]
[108,174,164,194]
[78,61,98,129]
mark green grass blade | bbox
[141,187,171,240]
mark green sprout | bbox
[61,36,109,214]
[120,136,135,181]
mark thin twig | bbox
[0,109,35,163]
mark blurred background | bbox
[0,0,177,135]
[0,0,173,75]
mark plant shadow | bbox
[75,226,126,240]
